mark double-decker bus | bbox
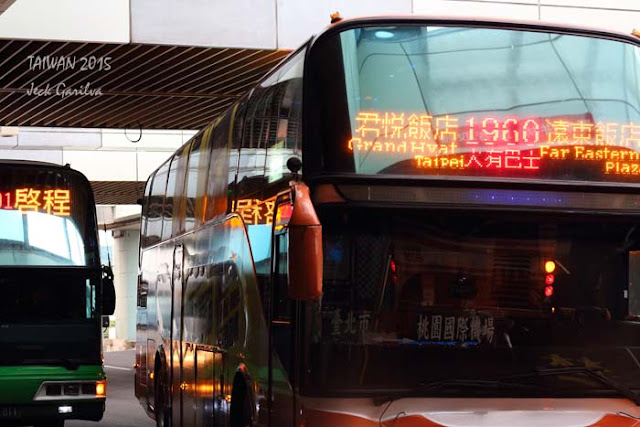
[136,16,640,426]
[0,160,115,426]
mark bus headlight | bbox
[96,380,106,397]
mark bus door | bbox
[269,195,297,426]
[194,262,224,427]
[171,244,184,426]
[181,253,199,427]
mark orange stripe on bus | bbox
[589,414,640,427]
[303,410,640,427]
[303,408,444,427]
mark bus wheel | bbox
[155,363,172,427]
[230,375,253,427]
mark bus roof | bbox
[0,159,91,184]
[0,159,68,169]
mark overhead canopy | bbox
[0,0,16,14]
[0,39,290,129]
[91,181,145,205]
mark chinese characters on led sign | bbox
[233,198,275,225]
[348,111,640,175]
[1,188,71,216]
[234,197,293,233]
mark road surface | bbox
[67,349,154,427]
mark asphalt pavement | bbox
[66,349,154,427]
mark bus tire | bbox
[154,360,172,427]
[230,374,253,427]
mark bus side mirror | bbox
[102,265,116,316]
[288,183,323,300]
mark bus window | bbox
[172,144,190,236]
[137,279,148,309]
[162,146,186,240]
[147,164,168,246]
[227,99,245,205]
[140,178,152,245]
[204,112,235,222]
[265,48,304,184]
[194,126,214,225]
[162,157,176,241]
[183,134,204,233]
[237,49,305,199]
[237,95,268,199]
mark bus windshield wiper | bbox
[503,367,640,406]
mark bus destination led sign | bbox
[1,188,71,216]
[348,111,640,177]
[233,198,275,226]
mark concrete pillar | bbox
[112,228,140,342]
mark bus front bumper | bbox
[0,399,105,424]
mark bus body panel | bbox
[139,214,284,424]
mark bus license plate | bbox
[0,406,20,418]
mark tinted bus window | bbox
[184,134,209,231]
[163,146,187,240]
[183,137,199,233]
[264,49,304,183]
[237,97,268,198]
[140,179,152,245]
[147,163,169,246]
[204,111,236,222]
[172,144,190,236]
[194,126,214,225]
[237,49,305,199]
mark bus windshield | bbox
[0,165,101,365]
[0,166,98,267]
[303,206,640,396]
[310,25,640,183]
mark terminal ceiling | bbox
[0,39,290,129]
[0,39,290,206]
